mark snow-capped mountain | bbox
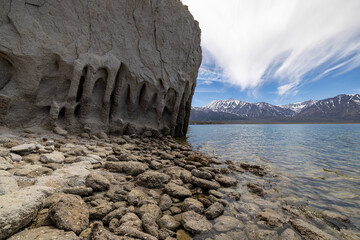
[279,100,317,113]
[190,94,360,122]
[203,98,294,118]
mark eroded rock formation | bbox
[0,0,201,137]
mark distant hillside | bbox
[190,94,360,123]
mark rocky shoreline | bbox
[0,127,358,240]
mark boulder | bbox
[214,174,237,187]
[165,183,192,198]
[0,157,13,170]
[0,171,18,195]
[135,171,171,188]
[10,144,36,153]
[256,209,286,228]
[322,210,350,223]
[204,202,224,219]
[158,215,180,231]
[290,218,338,240]
[85,173,110,191]
[89,202,114,220]
[40,151,65,163]
[191,169,212,180]
[102,207,128,225]
[0,186,54,240]
[7,226,80,240]
[280,228,302,240]
[247,183,266,196]
[91,221,137,240]
[142,213,159,238]
[49,194,89,234]
[214,216,243,232]
[191,176,220,190]
[181,211,212,234]
[159,194,173,211]
[36,161,92,189]
[181,198,204,214]
[137,204,162,220]
[105,161,148,176]
[127,189,148,206]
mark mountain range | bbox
[190,94,360,123]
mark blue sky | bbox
[182,0,360,107]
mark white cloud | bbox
[182,0,360,96]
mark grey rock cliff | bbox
[0,0,201,137]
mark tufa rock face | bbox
[0,0,201,137]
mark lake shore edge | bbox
[0,127,357,240]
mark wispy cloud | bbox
[182,0,360,96]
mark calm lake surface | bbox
[187,124,360,228]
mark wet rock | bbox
[137,204,162,220]
[49,194,89,234]
[159,194,173,211]
[105,161,148,176]
[256,209,286,228]
[10,143,36,153]
[245,225,278,240]
[142,213,159,238]
[102,207,128,225]
[214,233,233,240]
[136,170,171,188]
[322,210,350,223]
[165,183,192,198]
[227,191,241,201]
[214,174,237,187]
[204,202,225,219]
[85,173,110,191]
[0,171,18,195]
[226,231,248,240]
[7,226,79,240]
[0,157,13,170]
[127,189,148,206]
[191,176,220,190]
[247,183,266,196]
[280,228,302,240]
[0,185,53,240]
[182,210,212,234]
[158,215,180,231]
[176,229,192,240]
[181,197,204,214]
[209,190,224,198]
[214,215,243,232]
[290,218,338,240]
[62,186,93,196]
[191,169,212,180]
[40,151,65,163]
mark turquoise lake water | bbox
[187,124,360,229]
